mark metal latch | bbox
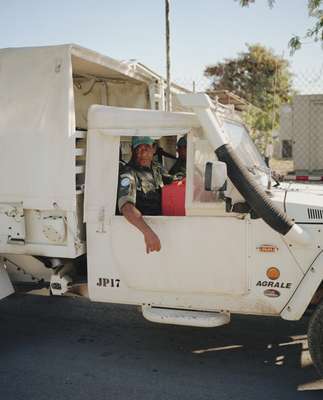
[1,203,26,245]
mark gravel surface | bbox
[0,293,322,400]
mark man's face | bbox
[134,144,154,167]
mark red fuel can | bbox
[162,179,186,216]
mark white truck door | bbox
[109,133,248,297]
[85,105,249,305]
[109,214,248,296]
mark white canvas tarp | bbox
[0,45,75,210]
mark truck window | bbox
[184,132,226,216]
[224,121,267,171]
[116,136,180,216]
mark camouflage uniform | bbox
[117,159,173,216]
[169,135,187,177]
[169,158,186,177]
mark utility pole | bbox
[165,0,171,111]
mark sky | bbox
[1,0,322,91]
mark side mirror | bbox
[204,161,227,191]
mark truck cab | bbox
[84,95,322,325]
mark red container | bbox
[162,179,186,216]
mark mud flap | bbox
[0,261,14,300]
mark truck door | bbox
[109,215,248,296]
[110,134,248,296]
[85,106,249,307]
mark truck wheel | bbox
[308,300,323,376]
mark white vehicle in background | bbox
[1,45,323,377]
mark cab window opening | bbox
[115,135,187,217]
[115,132,228,218]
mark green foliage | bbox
[242,107,274,152]
[236,0,323,53]
[237,0,275,7]
[204,44,293,151]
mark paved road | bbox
[0,294,322,400]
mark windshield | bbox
[223,120,268,171]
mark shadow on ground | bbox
[0,294,321,400]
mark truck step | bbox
[142,306,230,328]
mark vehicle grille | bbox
[307,208,323,220]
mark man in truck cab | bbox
[169,135,187,177]
[117,136,173,254]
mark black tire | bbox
[308,300,323,377]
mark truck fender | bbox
[281,251,323,320]
[0,259,14,300]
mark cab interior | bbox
[116,133,225,218]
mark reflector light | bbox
[257,245,278,253]
[267,267,280,280]
[296,176,309,181]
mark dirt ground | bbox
[270,158,294,176]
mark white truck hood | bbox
[280,182,323,223]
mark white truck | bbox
[1,45,323,377]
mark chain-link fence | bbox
[173,65,323,96]
[293,65,323,95]
[174,66,323,174]
[276,67,323,173]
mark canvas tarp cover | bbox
[0,45,76,210]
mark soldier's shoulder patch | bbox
[121,177,131,187]
[119,166,135,187]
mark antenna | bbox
[165,0,171,111]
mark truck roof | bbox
[0,43,190,92]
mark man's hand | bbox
[121,202,161,254]
[144,229,161,254]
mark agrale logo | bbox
[256,280,292,289]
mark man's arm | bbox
[120,203,161,254]
[118,166,161,254]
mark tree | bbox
[236,0,323,53]
[204,44,293,151]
